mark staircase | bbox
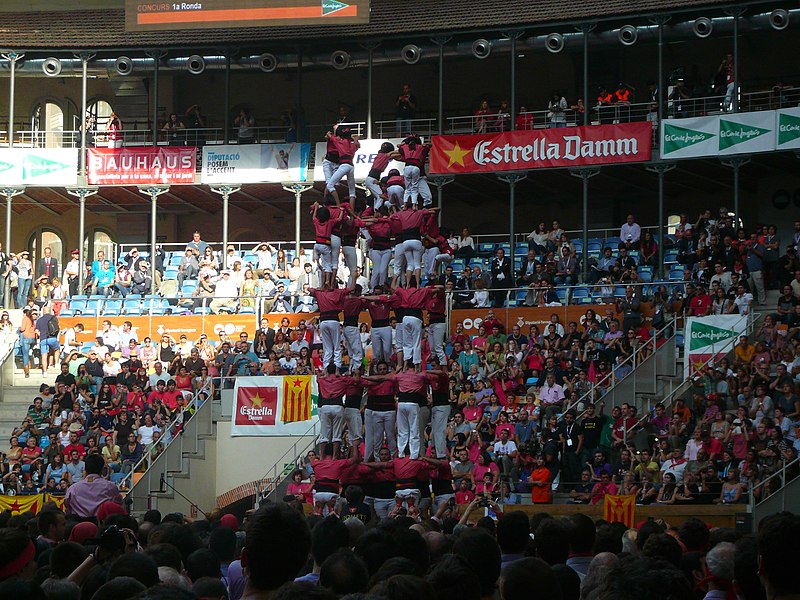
[751,458,800,529]
[0,340,57,441]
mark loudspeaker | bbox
[693,17,713,38]
[187,55,206,75]
[471,39,492,59]
[618,25,638,46]
[257,53,278,72]
[42,57,62,77]
[545,33,565,53]
[402,44,421,65]
[331,50,350,70]
[114,56,134,76]
[769,9,789,30]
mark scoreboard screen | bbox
[126,0,370,31]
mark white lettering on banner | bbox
[664,132,708,144]
[473,135,638,166]
[690,330,730,342]
[719,128,764,141]
[92,152,193,171]
[240,405,274,419]
[779,123,800,133]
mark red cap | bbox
[68,521,98,544]
[96,500,126,523]
[219,514,239,530]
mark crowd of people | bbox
[0,483,799,600]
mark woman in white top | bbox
[455,227,475,259]
[252,242,276,274]
[230,260,244,288]
[287,257,303,288]
[527,222,550,254]
[15,251,33,308]
[50,277,69,315]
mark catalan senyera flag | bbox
[0,494,44,515]
[603,494,636,529]
[283,375,313,423]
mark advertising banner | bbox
[202,143,311,184]
[683,314,749,378]
[313,138,406,182]
[662,110,778,159]
[717,111,776,155]
[661,116,720,159]
[429,122,652,174]
[0,148,79,186]
[88,147,196,185]
[776,107,800,150]
[231,375,319,436]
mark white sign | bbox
[0,148,79,186]
[202,143,310,184]
[683,314,749,378]
[313,138,406,182]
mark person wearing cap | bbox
[130,260,152,295]
[113,261,133,297]
[177,248,199,288]
[64,248,81,296]
[14,249,33,308]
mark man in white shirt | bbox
[660,446,688,484]
[175,335,194,359]
[63,249,81,296]
[732,284,753,315]
[100,320,120,351]
[118,321,137,349]
[148,362,170,391]
[709,263,732,292]
[210,271,239,314]
[492,429,518,477]
[619,214,641,250]
[539,374,565,418]
[61,323,84,359]
[252,241,277,276]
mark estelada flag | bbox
[0,494,43,515]
[283,376,313,423]
[603,494,636,528]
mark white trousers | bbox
[387,185,404,208]
[320,319,342,368]
[370,249,392,290]
[403,239,423,272]
[371,326,392,363]
[343,325,363,370]
[364,408,397,459]
[342,245,358,279]
[327,163,355,198]
[423,246,439,277]
[392,245,407,276]
[330,235,341,272]
[345,406,363,441]
[323,158,338,184]
[431,405,451,459]
[397,401,420,458]
[403,165,421,205]
[373,498,395,519]
[314,243,333,273]
[418,177,432,206]
[403,314,423,365]
[365,176,383,207]
[428,322,447,366]
[319,404,344,443]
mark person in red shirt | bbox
[310,442,361,516]
[397,135,431,208]
[426,285,448,367]
[363,361,397,460]
[325,126,360,205]
[126,384,146,413]
[342,286,366,373]
[420,455,456,511]
[342,369,366,449]
[366,210,393,291]
[309,284,352,372]
[529,455,553,504]
[63,431,87,460]
[366,447,397,518]
[365,453,429,514]
[316,364,356,458]
[688,284,713,316]
[161,380,182,414]
[365,286,392,366]
[365,142,399,209]
[454,478,475,505]
[311,202,344,289]
[389,206,438,289]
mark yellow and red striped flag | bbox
[0,494,43,515]
[603,494,636,529]
[282,375,313,423]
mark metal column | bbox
[362,43,379,139]
[646,163,675,278]
[1,188,24,256]
[296,51,303,142]
[497,173,527,262]
[726,7,745,113]
[282,184,313,257]
[429,176,453,224]
[67,188,98,292]
[139,186,170,288]
[224,53,232,143]
[77,53,94,176]
[146,51,164,146]
[2,51,23,148]
[504,30,523,130]
[431,37,451,134]
[721,157,750,228]
[210,186,242,262]
[570,168,600,281]
[577,25,595,126]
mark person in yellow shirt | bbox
[734,335,755,366]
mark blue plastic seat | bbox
[668,268,684,281]
[571,287,590,300]
[478,242,495,255]
[103,299,123,315]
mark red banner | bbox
[88,147,196,185]
[235,385,278,427]
[429,122,652,174]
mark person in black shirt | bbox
[55,363,76,390]
[118,362,138,392]
[568,469,594,504]
[114,411,135,445]
[506,325,526,351]
[558,409,584,491]
[53,383,75,413]
[340,485,371,524]
[580,403,605,462]
[184,348,205,377]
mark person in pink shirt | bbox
[342,287,367,373]
[311,202,344,289]
[365,142,399,209]
[309,284,352,371]
[363,361,397,460]
[316,365,354,457]
[325,126,360,204]
[365,454,428,514]
[397,135,431,208]
[310,444,361,516]
[388,206,438,288]
[286,469,314,504]
[590,471,618,505]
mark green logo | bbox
[0,160,15,174]
[689,322,736,351]
[778,112,800,146]
[662,123,715,154]
[322,0,349,15]
[718,119,771,150]
[22,154,69,181]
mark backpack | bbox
[47,316,60,338]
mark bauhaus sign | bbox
[429,122,652,174]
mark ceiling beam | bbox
[19,191,59,216]
[163,191,214,215]
[233,189,293,214]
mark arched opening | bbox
[27,227,66,277]
[83,229,116,267]
[32,101,64,148]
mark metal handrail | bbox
[116,378,212,491]
[561,314,678,417]
[254,419,320,505]
[749,455,800,510]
